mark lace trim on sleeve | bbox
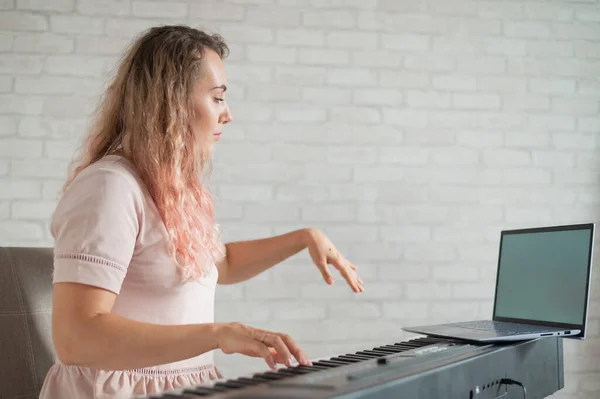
[55,253,127,273]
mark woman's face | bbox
[189,48,232,151]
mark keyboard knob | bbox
[377,357,388,365]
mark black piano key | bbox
[213,381,246,389]
[235,377,266,385]
[365,349,394,356]
[378,344,413,351]
[276,368,311,375]
[296,364,330,371]
[330,356,361,363]
[312,360,340,368]
[182,387,218,396]
[319,359,350,366]
[161,395,198,399]
[260,371,288,380]
[355,350,385,357]
[251,374,279,382]
[338,354,373,361]
[371,347,400,354]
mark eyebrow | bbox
[212,84,227,91]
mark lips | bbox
[214,132,221,139]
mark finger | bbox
[264,334,294,367]
[349,263,358,270]
[249,340,277,370]
[317,260,334,284]
[277,332,312,366]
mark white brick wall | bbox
[1,0,599,397]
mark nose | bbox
[221,104,233,125]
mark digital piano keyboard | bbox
[137,335,564,399]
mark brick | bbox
[330,106,381,124]
[505,207,553,224]
[0,11,47,30]
[0,33,11,51]
[247,45,296,64]
[216,24,275,44]
[432,75,477,91]
[245,281,300,299]
[272,301,326,321]
[452,283,496,299]
[329,184,378,201]
[533,151,575,168]
[383,109,428,128]
[309,0,376,9]
[246,83,300,102]
[276,105,326,122]
[324,225,378,242]
[15,76,101,95]
[0,116,17,136]
[50,15,104,34]
[43,96,96,118]
[42,180,64,200]
[358,282,403,300]
[75,36,130,55]
[328,302,381,319]
[227,64,272,83]
[276,28,325,47]
[0,54,43,74]
[457,56,506,74]
[528,41,574,57]
[404,53,454,72]
[353,88,402,106]
[505,21,551,38]
[301,204,354,222]
[275,65,325,85]
[0,201,7,218]
[0,95,43,115]
[453,94,501,110]
[575,42,600,59]
[579,117,600,132]
[0,221,44,240]
[226,102,274,122]
[300,282,356,300]
[132,1,187,17]
[478,1,523,19]
[576,8,600,22]
[379,146,428,164]
[523,3,574,21]
[479,76,527,93]
[428,0,478,15]
[45,140,78,159]
[14,33,74,53]
[76,0,130,16]
[381,33,429,52]
[189,3,244,20]
[432,36,483,54]
[552,97,599,115]
[276,184,329,201]
[213,202,243,221]
[406,282,452,299]
[214,143,271,163]
[528,115,576,131]
[326,68,377,87]
[505,132,550,148]
[215,301,269,322]
[327,31,377,49]
[430,111,477,129]
[218,223,273,242]
[454,18,502,35]
[380,71,429,89]
[503,168,552,185]
[9,159,68,178]
[483,38,527,56]
[18,117,87,139]
[504,93,550,111]
[298,48,349,65]
[552,133,595,149]
[0,179,40,199]
[0,0,13,9]
[553,22,600,40]
[382,301,429,319]
[246,6,300,26]
[302,9,355,28]
[380,225,430,242]
[405,245,455,262]
[406,91,451,108]
[352,50,401,68]
[483,149,531,166]
[244,204,299,222]
[11,200,56,220]
[0,139,42,157]
[17,0,73,11]
[303,87,351,105]
[431,148,479,165]
[530,78,576,94]
[456,131,503,148]
[326,146,377,164]
[273,144,326,162]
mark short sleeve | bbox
[51,165,141,295]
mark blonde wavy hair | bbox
[63,25,228,281]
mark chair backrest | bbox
[0,247,57,399]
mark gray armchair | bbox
[0,247,57,399]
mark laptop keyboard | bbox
[449,320,555,334]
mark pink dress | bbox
[39,154,223,399]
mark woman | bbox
[39,25,364,399]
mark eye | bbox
[214,97,225,103]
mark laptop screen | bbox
[493,223,594,332]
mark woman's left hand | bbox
[304,228,364,293]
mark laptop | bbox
[402,223,595,343]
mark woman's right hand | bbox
[215,322,312,370]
